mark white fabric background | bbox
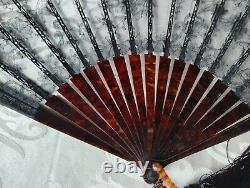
[0,105,249,188]
[0,0,250,187]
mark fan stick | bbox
[57,82,139,159]
[140,53,156,158]
[202,100,242,132]
[194,90,239,130]
[161,114,250,165]
[157,62,193,152]
[0,24,62,86]
[100,0,120,56]
[164,0,177,56]
[82,65,143,160]
[75,0,104,61]
[97,60,144,159]
[128,54,149,158]
[157,78,220,153]
[112,56,145,155]
[160,82,239,156]
[11,0,76,77]
[212,106,250,135]
[69,71,143,160]
[158,71,218,155]
[45,94,139,160]
[179,0,201,60]
[157,65,200,152]
[169,63,191,116]
[35,105,134,161]
[71,74,143,159]
[162,103,250,164]
[153,57,175,153]
[182,73,216,126]
[144,53,156,126]
[184,79,227,127]
[178,68,206,118]
[47,0,90,67]
[69,74,123,133]
[194,0,225,67]
[162,81,228,155]
[154,57,171,126]
[155,59,185,152]
[152,56,171,156]
[2,59,133,160]
[209,6,250,73]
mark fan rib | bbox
[100,0,120,56]
[0,88,38,117]
[215,112,250,135]
[154,54,161,107]
[159,71,221,153]
[12,0,76,77]
[142,52,157,158]
[0,24,62,86]
[75,0,104,61]
[147,0,153,52]
[70,73,120,132]
[179,0,201,60]
[47,0,90,67]
[162,58,175,111]
[209,6,250,73]
[144,53,156,124]
[164,0,177,56]
[123,0,137,54]
[0,61,50,99]
[194,0,225,67]
[153,57,174,153]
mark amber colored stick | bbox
[153,163,176,188]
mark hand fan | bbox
[0,0,250,186]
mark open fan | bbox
[0,0,250,186]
